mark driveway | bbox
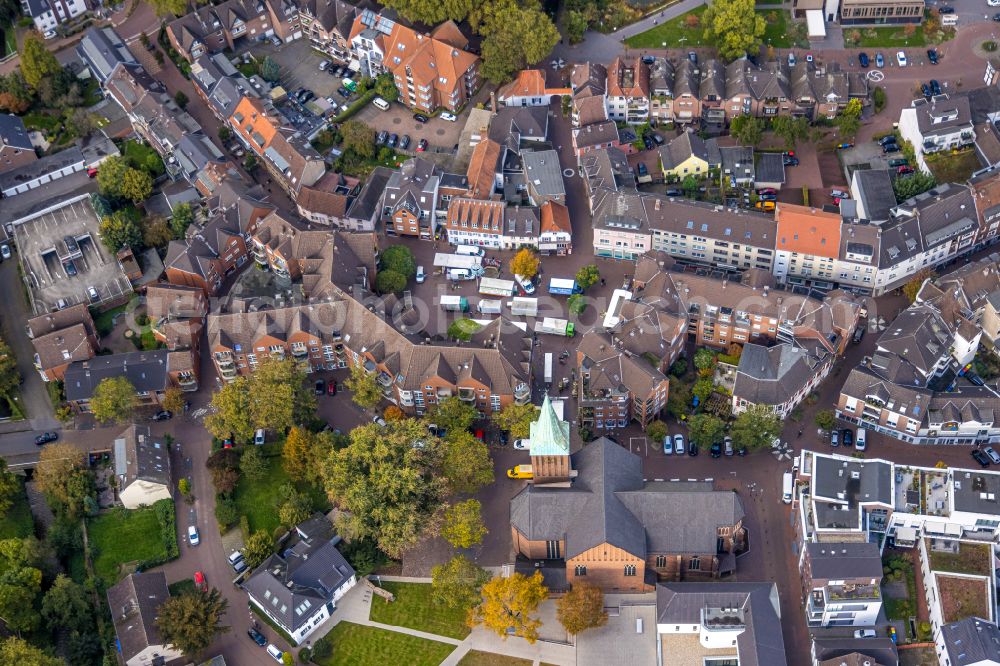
[353,102,465,154]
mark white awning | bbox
[894,526,917,542]
[538,243,558,250]
[806,10,826,38]
[348,59,361,72]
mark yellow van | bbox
[755,200,775,212]
[506,464,533,479]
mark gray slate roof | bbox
[114,424,172,491]
[656,582,787,666]
[0,114,33,152]
[806,542,883,581]
[64,350,171,402]
[107,572,171,664]
[941,616,1000,666]
[852,169,896,223]
[522,150,564,198]
[734,342,827,407]
[78,27,137,84]
[812,638,898,666]
[755,152,785,185]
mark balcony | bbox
[458,388,475,402]
[827,584,880,601]
[291,346,308,359]
[514,383,530,404]
[701,608,745,631]
[376,372,393,388]
[177,375,198,392]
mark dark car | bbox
[930,79,942,95]
[921,83,931,99]
[852,326,865,344]
[842,429,854,447]
[376,131,388,145]
[336,87,349,98]
[416,138,428,152]
[387,133,398,148]
[888,157,908,167]
[688,440,699,456]
[63,261,77,277]
[300,90,315,103]
[34,432,58,446]
[994,11,1000,20]
[642,135,654,150]
[652,133,665,145]
[968,373,986,387]
[878,135,897,146]
[314,380,325,395]
[882,143,900,154]
[637,162,648,177]
[688,51,697,63]
[737,445,747,457]
[858,52,870,67]
[413,113,429,123]
[927,48,939,64]
[665,188,682,197]
[399,134,411,150]
[936,6,953,13]
[247,628,267,647]
[710,442,722,458]
[327,380,337,395]
[152,410,172,421]
[758,193,777,201]
[783,156,799,166]
[972,449,991,468]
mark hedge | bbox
[250,600,297,645]
[138,498,178,570]
[332,90,378,123]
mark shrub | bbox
[298,648,312,663]
[214,495,239,530]
[985,41,998,52]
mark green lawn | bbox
[849,26,927,47]
[625,7,792,49]
[0,23,15,58]
[926,149,981,185]
[313,622,456,666]
[0,480,34,541]
[91,303,128,337]
[233,453,329,535]
[22,112,61,133]
[87,506,171,583]
[930,542,992,576]
[168,578,197,597]
[368,582,472,640]
[121,139,166,177]
[457,652,534,666]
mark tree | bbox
[341,119,377,159]
[344,362,383,410]
[0,71,34,113]
[0,638,61,665]
[730,115,763,147]
[243,154,258,172]
[693,348,716,375]
[161,387,185,416]
[771,115,809,150]
[509,248,540,279]
[575,265,600,291]
[155,588,230,657]
[903,268,936,303]
[566,10,588,44]
[730,405,781,451]
[178,478,191,496]
[206,448,241,495]
[701,0,766,61]
[121,167,153,203]
[379,245,417,278]
[0,337,19,399]
[815,409,836,431]
[478,0,560,83]
[666,380,692,420]
[470,570,548,643]
[556,582,607,635]
[143,215,173,248]
[279,490,313,527]
[283,427,322,483]
[894,172,936,202]
[0,564,42,633]
[373,73,398,102]
[240,445,268,482]
[99,209,143,252]
[432,555,490,608]
[35,444,91,518]
[90,376,135,424]
[441,500,487,548]
[429,396,477,434]
[260,56,280,82]
[243,531,274,569]
[19,33,61,89]
[218,126,231,142]
[491,402,539,440]
[646,420,668,443]
[96,155,128,199]
[692,377,715,404]
[41,574,93,634]
[682,174,699,197]
[149,0,186,15]
[687,413,725,449]
[441,432,494,495]
[384,405,405,421]
[0,461,18,518]
[205,377,254,443]
[171,202,194,239]
[382,0,474,24]
[836,98,864,139]
[323,420,448,558]
[206,359,315,443]
[375,270,407,294]
[174,90,188,108]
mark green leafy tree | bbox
[161,386,185,416]
[382,0,474,24]
[379,245,417,278]
[90,376,135,424]
[373,73,399,102]
[41,574,93,633]
[441,499,487,548]
[814,409,836,431]
[692,377,715,404]
[344,362,383,410]
[646,420,668,443]
[0,461,18,518]
[323,420,448,558]
[240,445,268,482]
[100,208,143,251]
[375,270,407,294]
[155,588,230,656]
[260,56,280,82]
[218,126,231,142]
[730,405,782,451]
[575,265,600,291]
[429,396,477,434]
[0,637,61,665]
[96,155,128,199]
[205,448,241,495]
[687,413,725,449]
[492,402,539,440]
[143,215,173,248]
[836,98,864,139]
[509,248,540,279]
[0,564,42,633]
[701,0,766,62]
[894,172,936,202]
[0,337,19,399]
[470,570,549,643]
[694,348,716,375]
[173,90,188,109]
[243,154,258,171]
[556,582,607,635]
[477,0,560,84]
[730,115,764,146]
[341,119,377,159]
[121,167,153,203]
[441,432,494,495]
[19,33,61,89]
[279,490,313,527]
[170,202,194,239]
[682,174,699,196]
[566,10,588,44]
[205,359,315,442]
[205,377,254,443]
[771,115,809,150]
[666,380,692,420]
[243,531,274,569]
[432,554,490,608]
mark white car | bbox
[266,644,284,662]
[896,51,907,67]
[513,439,529,450]
[853,629,876,639]
[673,434,685,455]
[440,112,457,122]
[187,525,200,546]
[42,29,56,39]
[416,265,426,283]
[514,274,536,294]
[990,0,1000,7]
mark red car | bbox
[194,571,207,591]
[327,380,337,396]
[897,165,914,175]
[757,188,777,196]
[474,429,484,441]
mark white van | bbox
[266,644,284,662]
[254,428,265,445]
[372,96,390,111]
[856,427,867,451]
[782,472,794,504]
[514,273,536,294]
[415,265,426,283]
[447,268,474,281]
[941,14,957,26]
[455,244,484,257]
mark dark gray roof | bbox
[952,469,1000,517]
[0,114,33,152]
[941,616,1000,666]
[522,150,564,198]
[510,438,742,559]
[812,638,898,666]
[114,424,172,490]
[656,582,787,666]
[811,454,893,519]
[0,146,84,192]
[911,95,973,138]
[755,152,785,185]
[720,146,754,180]
[657,132,708,171]
[734,343,826,407]
[489,106,548,145]
[77,27,137,84]
[107,572,171,663]
[22,0,49,19]
[64,350,171,402]
[347,166,392,223]
[243,515,355,632]
[806,542,883,581]
[852,169,896,222]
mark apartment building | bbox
[773,203,843,288]
[839,0,924,25]
[605,57,650,125]
[190,51,266,124]
[145,284,208,354]
[349,11,480,113]
[496,69,569,107]
[26,305,100,382]
[800,542,883,627]
[63,350,199,412]
[571,120,624,157]
[938,617,1000,666]
[78,27,138,86]
[969,169,1000,252]
[569,62,608,128]
[293,0,373,61]
[167,0,275,62]
[900,95,976,171]
[295,172,359,228]
[381,157,442,239]
[733,342,835,419]
[108,573,182,666]
[22,0,89,35]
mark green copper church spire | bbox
[528,394,570,456]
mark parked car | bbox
[87,286,100,302]
[972,449,991,467]
[878,135,897,146]
[936,6,953,13]
[831,189,849,199]
[858,52,869,67]
[993,11,1000,20]
[187,525,200,546]
[783,156,799,166]
[417,138,428,152]
[710,442,722,458]
[255,428,265,445]
[688,440,699,456]
[852,326,865,344]
[842,428,854,447]
[897,165,915,176]
[440,112,457,122]
[34,432,58,445]
[724,436,734,456]
[831,430,840,447]
[758,193,776,202]
[930,79,942,95]
[757,187,777,196]
[387,133,398,148]
[896,51,907,67]
[267,645,284,663]
[413,113,429,123]
[314,380,325,394]
[888,158,908,167]
[854,629,876,639]
[152,410,172,421]
[399,134,411,150]
[755,200,775,212]
[875,52,884,68]
[247,628,267,646]
[376,131,388,145]
[787,53,796,66]
[63,261,77,277]
[415,265,426,283]
[882,143,900,154]
[986,447,1000,465]
[194,571,207,591]
[513,439,529,450]
[642,134,655,150]
[665,188,682,197]
[270,36,281,47]
[921,83,931,99]
[372,415,387,427]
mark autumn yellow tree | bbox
[161,387,185,415]
[440,500,487,548]
[35,443,93,519]
[556,582,607,635]
[283,426,321,484]
[903,268,936,303]
[509,249,540,280]
[384,405,405,421]
[469,570,548,643]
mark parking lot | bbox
[12,198,133,314]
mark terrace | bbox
[936,574,991,623]
[928,541,992,576]
[894,467,950,517]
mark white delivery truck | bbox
[535,317,575,337]
[439,295,469,312]
[509,297,538,317]
[447,268,475,281]
[479,277,516,297]
[544,353,553,385]
[782,472,794,504]
[478,299,503,314]
[455,244,485,257]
